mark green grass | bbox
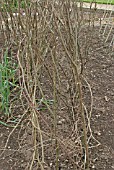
[1,0,30,12]
[0,49,17,116]
[83,0,114,5]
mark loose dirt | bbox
[0,9,114,170]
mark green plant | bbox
[36,98,54,111]
[0,48,17,116]
[83,0,114,5]
[1,0,30,12]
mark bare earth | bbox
[0,9,114,170]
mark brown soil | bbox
[0,11,114,170]
[84,29,114,170]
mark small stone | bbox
[97,132,101,136]
[96,114,100,118]
[0,133,3,137]
[58,120,62,125]
[50,163,53,167]
[65,159,69,162]
[104,96,108,102]
[61,119,65,123]
[92,165,95,169]
[94,131,101,136]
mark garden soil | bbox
[0,11,114,170]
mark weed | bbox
[36,98,54,111]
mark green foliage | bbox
[82,0,114,5]
[1,0,30,11]
[0,49,17,116]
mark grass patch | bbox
[1,0,30,12]
[0,49,17,116]
[83,0,114,5]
